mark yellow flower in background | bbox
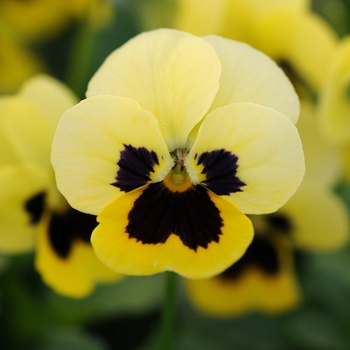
[0,27,43,94]
[0,0,113,43]
[52,29,304,279]
[174,0,338,95]
[186,102,349,316]
[0,75,120,297]
[318,36,350,146]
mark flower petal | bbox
[204,35,299,123]
[19,74,78,122]
[86,28,221,151]
[280,182,350,251]
[185,236,301,316]
[297,101,341,187]
[35,213,121,298]
[91,184,253,278]
[186,102,305,214]
[0,164,51,253]
[51,95,174,215]
[318,37,350,145]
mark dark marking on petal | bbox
[48,208,96,258]
[126,182,223,251]
[266,213,293,234]
[194,153,197,160]
[112,144,159,192]
[220,236,279,280]
[197,149,246,195]
[24,191,46,224]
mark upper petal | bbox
[203,35,300,123]
[87,28,221,151]
[185,102,305,214]
[51,95,174,215]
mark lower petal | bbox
[92,184,254,279]
[35,213,121,298]
[186,236,301,316]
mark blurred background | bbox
[2,0,350,349]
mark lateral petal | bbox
[186,103,305,214]
[51,95,173,215]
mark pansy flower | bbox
[185,102,349,315]
[173,0,338,96]
[52,29,305,279]
[0,75,120,297]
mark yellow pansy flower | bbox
[0,0,113,43]
[174,0,338,94]
[52,29,305,279]
[185,102,349,316]
[0,75,120,297]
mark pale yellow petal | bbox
[87,28,221,151]
[281,182,349,251]
[52,95,173,215]
[186,103,305,214]
[203,35,300,124]
[0,164,51,253]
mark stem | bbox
[64,14,97,99]
[159,271,178,350]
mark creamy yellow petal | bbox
[173,0,226,36]
[0,95,58,169]
[186,103,305,214]
[186,237,301,316]
[297,101,341,186]
[204,36,300,124]
[255,9,337,92]
[92,186,253,279]
[318,36,350,145]
[0,164,51,253]
[87,28,221,151]
[280,182,349,251]
[19,74,78,123]
[52,95,174,215]
[35,213,121,298]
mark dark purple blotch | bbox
[197,149,246,195]
[126,182,223,251]
[112,144,159,192]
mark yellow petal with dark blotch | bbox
[87,28,221,151]
[0,164,51,253]
[185,236,301,316]
[186,102,305,214]
[35,213,122,298]
[52,95,173,215]
[91,183,253,279]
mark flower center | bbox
[164,148,192,192]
